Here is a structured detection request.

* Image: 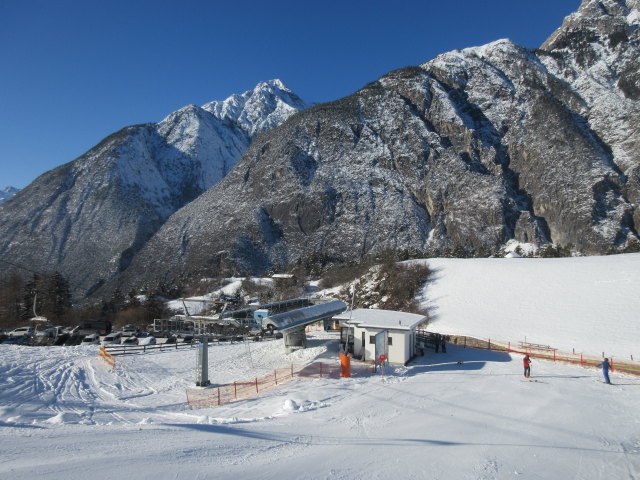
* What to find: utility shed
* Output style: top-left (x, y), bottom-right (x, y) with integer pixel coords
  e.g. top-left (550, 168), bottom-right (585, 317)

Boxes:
top-left (335, 309), bottom-right (427, 365)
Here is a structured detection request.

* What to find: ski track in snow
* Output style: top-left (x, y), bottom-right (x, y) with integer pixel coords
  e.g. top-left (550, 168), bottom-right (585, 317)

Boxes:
top-left (1, 330), bottom-right (640, 479)
top-left (2, 254), bottom-right (640, 478)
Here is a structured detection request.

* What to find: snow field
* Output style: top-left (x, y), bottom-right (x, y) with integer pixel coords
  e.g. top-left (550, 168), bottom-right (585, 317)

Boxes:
top-left (419, 254), bottom-right (640, 360)
top-left (1, 330), bottom-right (640, 479)
top-left (2, 254), bottom-right (640, 478)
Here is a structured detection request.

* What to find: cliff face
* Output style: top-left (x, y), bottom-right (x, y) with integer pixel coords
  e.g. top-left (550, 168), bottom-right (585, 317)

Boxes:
top-left (539, 0), bottom-right (640, 231)
top-left (116, 0), bottom-right (639, 291)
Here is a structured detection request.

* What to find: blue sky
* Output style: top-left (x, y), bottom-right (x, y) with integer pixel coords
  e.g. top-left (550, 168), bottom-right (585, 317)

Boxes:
top-left (0, 0), bottom-right (580, 189)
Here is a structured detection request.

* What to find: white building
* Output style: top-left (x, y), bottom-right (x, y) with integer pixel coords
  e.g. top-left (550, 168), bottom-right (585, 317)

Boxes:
top-left (335, 309), bottom-right (427, 365)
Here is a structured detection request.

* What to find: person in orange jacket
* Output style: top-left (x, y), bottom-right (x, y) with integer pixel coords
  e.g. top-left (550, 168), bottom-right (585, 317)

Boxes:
top-left (523, 354), bottom-right (532, 378)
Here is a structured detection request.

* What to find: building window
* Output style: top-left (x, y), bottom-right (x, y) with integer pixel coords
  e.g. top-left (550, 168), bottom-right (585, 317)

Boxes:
top-left (369, 335), bottom-right (376, 344)
top-left (388, 336), bottom-right (393, 346)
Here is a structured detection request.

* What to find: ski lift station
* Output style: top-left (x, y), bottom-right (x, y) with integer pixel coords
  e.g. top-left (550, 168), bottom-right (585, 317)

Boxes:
top-left (335, 309), bottom-right (428, 365)
top-left (193, 298), bottom-right (347, 385)
top-left (159, 297), bottom-right (348, 352)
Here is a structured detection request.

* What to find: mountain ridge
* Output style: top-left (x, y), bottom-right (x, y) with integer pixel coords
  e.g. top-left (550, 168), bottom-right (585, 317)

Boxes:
top-left (0, 80), bottom-right (308, 297)
top-left (1, 0), bottom-right (638, 300)
top-left (112, 0), bottom-right (639, 293)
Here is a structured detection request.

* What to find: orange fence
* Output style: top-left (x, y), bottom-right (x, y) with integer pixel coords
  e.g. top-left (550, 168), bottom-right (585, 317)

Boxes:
top-left (447, 335), bottom-right (640, 377)
top-left (186, 361), bottom-right (368, 407)
top-left (98, 346), bottom-right (115, 369)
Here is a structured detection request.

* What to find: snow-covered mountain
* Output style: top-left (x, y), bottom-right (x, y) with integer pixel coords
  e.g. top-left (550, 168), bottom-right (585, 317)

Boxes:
top-left (203, 79), bottom-right (308, 137)
top-left (0, 187), bottom-right (19, 204)
top-left (115, 0), bottom-right (639, 291)
top-left (0, 80), bottom-right (308, 297)
top-left (3, 0), bottom-right (639, 299)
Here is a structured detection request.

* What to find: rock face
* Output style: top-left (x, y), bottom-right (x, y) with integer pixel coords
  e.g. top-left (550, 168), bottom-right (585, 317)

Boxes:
top-left (0, 80), bottom-right (307, 297)
top-left (117, 0), bottom-right (639, 290)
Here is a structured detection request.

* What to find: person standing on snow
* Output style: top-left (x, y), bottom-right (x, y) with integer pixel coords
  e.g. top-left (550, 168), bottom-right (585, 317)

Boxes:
top-left (600, 358), bottom-right (612, 384)
top-left (523, 354), bottom-right (532, 378)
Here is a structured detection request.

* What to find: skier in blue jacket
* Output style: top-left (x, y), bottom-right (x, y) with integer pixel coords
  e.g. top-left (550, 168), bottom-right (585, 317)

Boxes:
top-left (600, 358), bottom-right (612, 384)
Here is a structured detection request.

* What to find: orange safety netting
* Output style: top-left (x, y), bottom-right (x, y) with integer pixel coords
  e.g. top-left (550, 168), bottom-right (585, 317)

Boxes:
top-left (446, 335), bottom-right (640, 377)
top-left (186, 361), bottom-right (368, 407)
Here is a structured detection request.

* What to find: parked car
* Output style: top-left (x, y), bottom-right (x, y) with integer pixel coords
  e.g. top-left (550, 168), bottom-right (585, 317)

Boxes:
top-left (64, 334), bottom-right (84, 346)
top-left (3, 334), bottom-right (33, 345)
top-left (8, 326), bottom-right (34, 337)
top-left (81, 334), bottom-right (101, 345)
top-left (32, 327), bottom-right (58, 345)
top-left (138, 336), bottom-right (156, 346)
top-left (120, 325), bottom-right (140, 337)
top-left (35, 327), bottom-right (58, 338)
top-left (53, 326), bottom-right (66, 336)
top-left (122, 336), bottom-right (138, 345)
top-left (54, 333), bottom-right (70, 346)
top-left (77, 319), bottom-right (112, 336)
top-left (101, 332), bottom-right (122, 345)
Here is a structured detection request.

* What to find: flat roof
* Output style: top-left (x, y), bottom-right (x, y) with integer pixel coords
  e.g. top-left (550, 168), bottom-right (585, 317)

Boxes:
top-left (334, 308), bottom-right (427, 331)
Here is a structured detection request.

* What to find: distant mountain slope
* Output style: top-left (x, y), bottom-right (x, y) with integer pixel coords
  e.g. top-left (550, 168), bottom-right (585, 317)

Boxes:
top-left (116, 0), bottom-right (639, 291)
top-left (0, 80), bottom-right (308, 297)
top-left (0, 187), bottom-right (19, 204)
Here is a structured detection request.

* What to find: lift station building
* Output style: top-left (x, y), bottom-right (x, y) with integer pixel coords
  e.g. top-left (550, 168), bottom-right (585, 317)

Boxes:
top-left (336, 309), bottom-right (427, 365)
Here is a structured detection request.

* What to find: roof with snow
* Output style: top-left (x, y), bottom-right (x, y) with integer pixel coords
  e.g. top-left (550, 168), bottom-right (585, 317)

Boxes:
top-left (335, 309), bottom-right (426, 331)
top-left (271, 273), bottom-right (294, 279)
top-left (266, 299), bottom-right (347, 331)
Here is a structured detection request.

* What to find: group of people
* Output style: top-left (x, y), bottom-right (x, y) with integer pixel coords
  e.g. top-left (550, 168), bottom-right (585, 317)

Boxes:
top-left (523, 354), bottom-right (613, 384)
top-left (433, 333), bottom-right (447, 353)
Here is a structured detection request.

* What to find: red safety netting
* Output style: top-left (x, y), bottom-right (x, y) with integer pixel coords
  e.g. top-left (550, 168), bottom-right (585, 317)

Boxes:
top-left (186, 361), bottom-right (369, 407)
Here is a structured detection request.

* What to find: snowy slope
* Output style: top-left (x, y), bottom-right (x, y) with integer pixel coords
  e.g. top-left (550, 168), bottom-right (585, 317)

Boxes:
top-left (1, 335), bottom-right (638, 479)
top-left (421, 253), bottom-right (640, 360)
top-left (1, 254), bottom-right (640, 479)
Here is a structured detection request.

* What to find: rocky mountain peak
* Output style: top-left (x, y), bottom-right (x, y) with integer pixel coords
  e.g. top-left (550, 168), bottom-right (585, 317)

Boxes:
top-left (542, 0), bottom-right (638, 53)
top-left (202, 79), bottom-right (309, 137)
top-left (0, 81), bottom-right (308, 298)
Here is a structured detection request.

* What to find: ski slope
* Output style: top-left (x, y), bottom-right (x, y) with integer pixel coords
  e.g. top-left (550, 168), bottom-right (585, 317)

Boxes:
top-left (420, 253), bottom-right (640, 360)
top-left (1, 255), bottom-right (640, 479)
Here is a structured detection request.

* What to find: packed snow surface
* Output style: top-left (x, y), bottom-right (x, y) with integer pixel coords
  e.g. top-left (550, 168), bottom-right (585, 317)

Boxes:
top-left (421, 253), bottom-right (640, 360)
top-left (1, 255), bottom-right (640, 479)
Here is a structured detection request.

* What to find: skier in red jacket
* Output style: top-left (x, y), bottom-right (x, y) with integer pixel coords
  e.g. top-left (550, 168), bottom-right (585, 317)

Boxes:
top-left (523, 355), bottom-right (532, 378)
